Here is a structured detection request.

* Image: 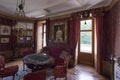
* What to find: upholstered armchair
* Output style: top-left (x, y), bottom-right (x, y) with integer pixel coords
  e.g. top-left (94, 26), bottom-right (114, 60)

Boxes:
top-left (54, 65), bottom-right (67, 80)
top-left (24, 70), bottom-right (47, 80)
top-left (40, 47), bottom-right (70, 67)
top-left (0, 56), bottom-right (19, 80)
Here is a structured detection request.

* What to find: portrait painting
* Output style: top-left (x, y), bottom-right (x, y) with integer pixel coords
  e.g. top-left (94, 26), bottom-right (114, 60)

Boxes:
top-left (0, 25), bottom-right (11, 35)
top-left (51, 21), bottom-right (67, 43)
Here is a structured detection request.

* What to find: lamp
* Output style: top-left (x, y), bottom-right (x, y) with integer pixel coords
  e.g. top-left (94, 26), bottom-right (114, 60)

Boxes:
top-left (12, 0), bottom-right (26, 35)
top-left (16, 0), bottom-right (25, 18)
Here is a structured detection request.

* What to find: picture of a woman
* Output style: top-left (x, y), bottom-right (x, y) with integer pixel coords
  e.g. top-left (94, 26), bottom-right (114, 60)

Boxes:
top-left (56, 27), bottom-right (63, 42)
top-left (52, 22), bottom-right (67, 43)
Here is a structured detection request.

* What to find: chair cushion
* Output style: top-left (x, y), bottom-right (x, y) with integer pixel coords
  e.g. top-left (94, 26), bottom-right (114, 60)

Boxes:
top-left (60, 50), bottom-right (68, 59)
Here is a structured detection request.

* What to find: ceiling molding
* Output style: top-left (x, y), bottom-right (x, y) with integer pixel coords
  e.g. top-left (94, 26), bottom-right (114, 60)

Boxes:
top-left (0, 11), bottom-right (15, 20)
top-left (0, 0), bottom-right (114, 19)
top-left (105, 0), bottom-right (118, 11)
top-left (0, 11), bottom-right (35, 22)
top-left (38, 0), bottom-right (112, 19)
top-left (50, 14), bottom-right (71, 20)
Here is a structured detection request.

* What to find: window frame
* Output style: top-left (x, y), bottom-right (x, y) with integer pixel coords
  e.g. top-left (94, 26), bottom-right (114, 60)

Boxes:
top-left (79, 18), bottom-right (94, 54)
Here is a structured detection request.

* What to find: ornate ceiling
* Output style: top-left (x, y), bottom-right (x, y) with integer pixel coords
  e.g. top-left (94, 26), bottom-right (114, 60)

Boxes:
top-left (0, 0), bottom-right (112, 18)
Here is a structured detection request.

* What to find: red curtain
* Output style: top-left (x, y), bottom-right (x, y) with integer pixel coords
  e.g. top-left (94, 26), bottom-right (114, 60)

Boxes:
top-left (96, 15), bottom-right (104, 73)
top-left (46, 18), bottom-right (50, 47)
top-left (72, 16), bottom-right (80, 65)
top-left (34, 21), bottom-right (38, 52)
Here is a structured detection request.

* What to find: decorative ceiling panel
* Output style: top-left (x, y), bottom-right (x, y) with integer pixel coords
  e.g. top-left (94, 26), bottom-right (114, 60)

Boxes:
top-left (0, 0), bottom-right (112, 18)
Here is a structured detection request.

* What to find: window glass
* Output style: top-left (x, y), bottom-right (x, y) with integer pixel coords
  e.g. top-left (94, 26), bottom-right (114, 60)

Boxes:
top-left (81, 20), bottom-right (92, 30)
top-left (80, 32), bottom-right (92, 53)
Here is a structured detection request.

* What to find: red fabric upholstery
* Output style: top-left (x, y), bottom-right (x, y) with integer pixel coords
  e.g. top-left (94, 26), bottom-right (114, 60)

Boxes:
top-left (24, 70), bottom-right (46, 80)
top-left (54, 65), bottom-right (67, 80)
top-left (0, 56), bottom-right (5, 69)
top-left (0, 65), bottom-right (18, 77)
top-left (23, 49), bottom-right (34, 56)
top-left (49, 47), bottom-right (63, 58)
top-left (0, 56), bottom-right (19, 79)
top-left (40, 47), bottom-right (69, 66)
top-left (23, 49), bottom-right (35, 71)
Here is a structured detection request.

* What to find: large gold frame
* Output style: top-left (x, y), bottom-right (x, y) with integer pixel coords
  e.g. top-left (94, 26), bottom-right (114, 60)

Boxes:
top-left (51, 21), bottom-right (67, 43)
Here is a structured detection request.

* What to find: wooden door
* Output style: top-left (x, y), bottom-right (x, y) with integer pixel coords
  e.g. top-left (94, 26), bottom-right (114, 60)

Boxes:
top-left (78, 18), bottom-right (94, 66)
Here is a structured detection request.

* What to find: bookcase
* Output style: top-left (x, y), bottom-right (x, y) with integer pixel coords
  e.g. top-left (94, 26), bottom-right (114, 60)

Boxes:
top-left (13, 22), bottom-right (34, 58)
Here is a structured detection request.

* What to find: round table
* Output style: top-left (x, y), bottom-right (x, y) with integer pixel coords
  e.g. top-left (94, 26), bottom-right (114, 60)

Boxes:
top-left (23, 53), bottom-right (55, 71)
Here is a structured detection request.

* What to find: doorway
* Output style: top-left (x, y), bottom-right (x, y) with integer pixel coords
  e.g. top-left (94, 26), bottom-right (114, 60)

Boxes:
top-left (78, 18), bottom-right (94, 66)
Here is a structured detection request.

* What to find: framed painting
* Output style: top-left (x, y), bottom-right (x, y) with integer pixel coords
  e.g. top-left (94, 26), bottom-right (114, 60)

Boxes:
top-left (51, 21), bottom-right (67, 43)
top-left (1, 38), bottom-right (9, 43)
top-left (0, 25), bottom-right (11, 35)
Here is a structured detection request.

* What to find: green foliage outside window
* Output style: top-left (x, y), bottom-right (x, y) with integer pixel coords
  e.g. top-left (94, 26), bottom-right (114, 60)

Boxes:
top-left (80, 20), bottom-right (92, 45)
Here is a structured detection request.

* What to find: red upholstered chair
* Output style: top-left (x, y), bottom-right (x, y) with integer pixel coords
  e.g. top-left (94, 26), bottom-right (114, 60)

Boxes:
top-left (23, 49), bottom-right (34, 56)
top-left (24, 70), bottom-right (47, 80)
top-left (54, 65), bottom-right (67, 80)
top-left (23, 49), bottom-right (34, 71)
top-left (0, 56), bottom-right (19, 80)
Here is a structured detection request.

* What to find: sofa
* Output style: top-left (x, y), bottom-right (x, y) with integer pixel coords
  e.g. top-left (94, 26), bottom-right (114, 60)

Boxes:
top-left (40, 47), bottom-right (70, 66)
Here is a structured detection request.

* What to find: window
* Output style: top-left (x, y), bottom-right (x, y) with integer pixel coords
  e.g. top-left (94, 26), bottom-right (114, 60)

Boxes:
top-left (37, 22), bottom-right (46, 53)
top-left (80, 19), bottom-right (93, 53)
top-left (42, 24), bottom-right (46, 47)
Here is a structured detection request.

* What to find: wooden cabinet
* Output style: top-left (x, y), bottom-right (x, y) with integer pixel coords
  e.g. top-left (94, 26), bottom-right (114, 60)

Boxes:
top-left (15, 22), bottom-right (34, 45)
top-left (13, 22), bottom-right (34, 58)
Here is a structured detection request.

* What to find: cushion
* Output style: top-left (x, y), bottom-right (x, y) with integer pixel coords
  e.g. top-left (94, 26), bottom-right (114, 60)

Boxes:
top-left (60, 50), bottom-right (68, 59)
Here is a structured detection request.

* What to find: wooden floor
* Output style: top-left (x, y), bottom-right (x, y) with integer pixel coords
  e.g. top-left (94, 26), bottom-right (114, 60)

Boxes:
top-left (5, 59), bottom-right (108, 80)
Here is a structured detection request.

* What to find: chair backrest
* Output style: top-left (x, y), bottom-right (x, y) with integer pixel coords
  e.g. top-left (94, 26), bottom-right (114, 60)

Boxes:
top-left (0, 56), bottom-right (5, 69)
top-left (23, 49), bottom-right (34, 56)
top-left (24, 70), bottom-right (47, 80)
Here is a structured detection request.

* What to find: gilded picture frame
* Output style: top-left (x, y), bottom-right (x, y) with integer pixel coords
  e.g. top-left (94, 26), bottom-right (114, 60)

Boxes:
top-left (0, 25), bottom-right (11, 35)
top-left (1, 38), bottom-right (9, 43)
top-left (51, 21), bottom-right (67, 43)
